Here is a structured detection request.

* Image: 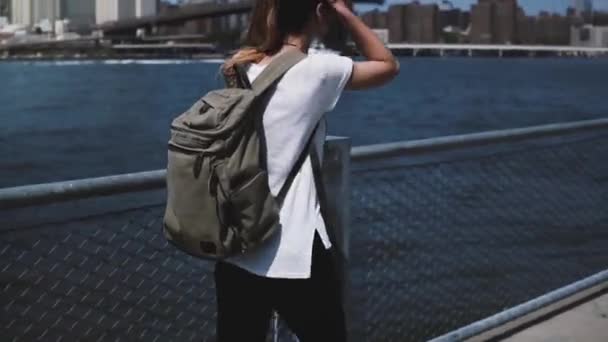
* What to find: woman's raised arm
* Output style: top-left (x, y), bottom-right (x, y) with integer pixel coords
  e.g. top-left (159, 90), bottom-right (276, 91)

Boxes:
top-left (327, 0), bottom-right (400, 90)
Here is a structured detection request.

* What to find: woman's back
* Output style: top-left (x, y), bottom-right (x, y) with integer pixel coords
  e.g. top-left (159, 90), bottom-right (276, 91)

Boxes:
top-left (227, 52), bottom-right (353, 279)
top-left (214, 0), bottom-right (399, 340)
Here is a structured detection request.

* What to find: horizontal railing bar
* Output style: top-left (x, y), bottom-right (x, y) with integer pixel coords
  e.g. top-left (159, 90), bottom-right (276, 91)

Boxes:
top-left (1, 118), bottom-right (607, 209)
top-left (351, 118), bottom-right (608, 161)
top-left (387, 43), bottom-right (608, 53)
top-left (0, 170), bottom-right (166, 210)
top-left (429, 269), bottom-right (608, 342)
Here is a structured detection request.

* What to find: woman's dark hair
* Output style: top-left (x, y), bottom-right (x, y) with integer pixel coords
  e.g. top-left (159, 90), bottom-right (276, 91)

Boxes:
top-left (223, 0), bottom-right (323, 76)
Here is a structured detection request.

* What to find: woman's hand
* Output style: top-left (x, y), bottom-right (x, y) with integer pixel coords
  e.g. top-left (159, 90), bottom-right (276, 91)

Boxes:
top-left (327, 0), bottom-right (399, 90)
top-left (325, 0), bottom-right (351, 15)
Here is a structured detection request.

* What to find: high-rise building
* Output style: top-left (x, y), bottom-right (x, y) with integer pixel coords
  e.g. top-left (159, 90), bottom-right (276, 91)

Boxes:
top-left (96, 0), bottom-right (135, 24)
top-left (415, 4), bottom-right (440, 43)
top-left (387, 3), bottom-right (439, 43)
top-left (469, 0), bottom-right (519, 44)
top-left (32, 0), bottom-right (60, 26)
top-left (135, 0), bottom-right (157, 17)
top-left (516, 7), bottom-right (536, 44)
top-left (440, 9), bottom-right (462, 29)
top-left (470, 1), bottom-right (494, 43)
top-left (361, 9), bottom-right (387, 29)
top-left (536, 11), bottom-right (571, 45)
top-left (387, 4), bottom-right (407, 42)
top-left (11, 0), bottom-right (33, 26)
top-left (96, 0), bottom-right (157, 24)
top-left (493, 0), bottom-right (517, 43)
top-left (571, 24), bottom-right (608, 47)
top-left (572, 0), bottom-right (593, 18)
top-left (10, 0), bottom-right (95, 30)
top-left (593, 11), bottom-right (608, 26)
top-left (60, 0), bottom-right (95, 31)
top-left (439, 8), bottom-right (470, 42)
top-left (0, 0), bottom-right (10, 19)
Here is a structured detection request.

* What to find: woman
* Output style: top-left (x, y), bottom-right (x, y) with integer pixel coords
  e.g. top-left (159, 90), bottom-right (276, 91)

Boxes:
top-left (215, 0), bottom-right (399, 341)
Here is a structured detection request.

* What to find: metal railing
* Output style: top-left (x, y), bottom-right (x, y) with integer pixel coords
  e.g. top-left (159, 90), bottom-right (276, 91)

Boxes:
top-left (431, 270), bottom-right (608, 342)
top-left (2, 118), bottom-right (608, 341)
top-left (347, 119), bottom-right (608, 341)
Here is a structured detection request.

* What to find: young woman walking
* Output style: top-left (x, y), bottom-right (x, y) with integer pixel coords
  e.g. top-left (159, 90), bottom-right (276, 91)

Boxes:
top-left (216, 0), bottom-right (399, 340)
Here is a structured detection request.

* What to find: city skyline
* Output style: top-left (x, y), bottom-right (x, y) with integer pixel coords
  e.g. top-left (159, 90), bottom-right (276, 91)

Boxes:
top-left (360, 0), bottom-right (608, 14)
top-left (159, 0), bottom-right (608, 14)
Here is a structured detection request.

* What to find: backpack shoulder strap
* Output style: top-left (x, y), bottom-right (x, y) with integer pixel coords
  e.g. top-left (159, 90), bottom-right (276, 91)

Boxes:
top-left (251, 49), bottom-right (307, 97)
top-left (276, 123), bottom-right (319, 204)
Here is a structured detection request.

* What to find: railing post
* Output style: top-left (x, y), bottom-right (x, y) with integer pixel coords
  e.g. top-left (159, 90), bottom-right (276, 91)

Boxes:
top-left (322, 136), bottom-right (352, 339)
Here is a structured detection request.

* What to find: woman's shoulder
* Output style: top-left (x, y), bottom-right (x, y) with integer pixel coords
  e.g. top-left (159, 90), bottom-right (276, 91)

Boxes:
top-left (306, 51), bottom-right (352, 64)
top-left (296, 52), bottom-right (353, 77)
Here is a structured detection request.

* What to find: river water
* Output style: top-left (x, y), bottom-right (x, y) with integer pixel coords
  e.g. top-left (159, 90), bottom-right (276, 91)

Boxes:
top-left (1, 58), bottom-right (608, 341)
top-left (1, 57), bottom-right (607, 187)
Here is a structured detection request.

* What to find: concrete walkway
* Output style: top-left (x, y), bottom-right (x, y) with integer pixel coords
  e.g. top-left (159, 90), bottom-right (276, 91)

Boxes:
top-left (504, 292), bottom-right (608, 342)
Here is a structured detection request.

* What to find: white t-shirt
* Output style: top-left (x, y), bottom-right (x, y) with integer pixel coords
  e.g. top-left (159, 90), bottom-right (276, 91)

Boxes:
top-left (227, 52), bottom-right (353, 279)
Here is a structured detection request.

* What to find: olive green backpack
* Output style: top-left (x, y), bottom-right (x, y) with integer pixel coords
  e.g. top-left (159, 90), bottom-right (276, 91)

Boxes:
top-left (163, 50), bottom-right (309, 260)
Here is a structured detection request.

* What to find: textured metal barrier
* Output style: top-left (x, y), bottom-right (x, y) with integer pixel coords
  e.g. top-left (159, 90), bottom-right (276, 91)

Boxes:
top-left (348, 129), bottom-right (608, 341)
top-left (1, 205), bottom-right (218, 342)
top-left (0, 137), bottom-right (351, 342)
top-left (2, 120), bottom-right (608, 342)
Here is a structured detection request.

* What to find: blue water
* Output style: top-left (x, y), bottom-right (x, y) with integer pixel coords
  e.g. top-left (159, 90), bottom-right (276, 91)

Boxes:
top-left (1, 57), bottom-right (607, 188)
top-left (1, 58), bottom-right (608, 341)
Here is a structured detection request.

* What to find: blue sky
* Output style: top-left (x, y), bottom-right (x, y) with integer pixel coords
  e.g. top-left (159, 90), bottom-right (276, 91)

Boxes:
top-left (357, 0), bottom-right (608, 14)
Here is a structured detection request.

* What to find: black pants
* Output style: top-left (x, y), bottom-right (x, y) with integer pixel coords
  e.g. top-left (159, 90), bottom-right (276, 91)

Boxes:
top-left (214, 235), bottom-right (347, 342)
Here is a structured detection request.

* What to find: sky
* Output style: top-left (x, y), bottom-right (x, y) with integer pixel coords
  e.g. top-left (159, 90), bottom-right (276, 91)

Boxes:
top-left (357, 0), bottom-right (608, 14)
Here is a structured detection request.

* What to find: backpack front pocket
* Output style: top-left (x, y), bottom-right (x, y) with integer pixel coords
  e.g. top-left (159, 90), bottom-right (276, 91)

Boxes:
top-left (227, 171), bottom-right (280, 250)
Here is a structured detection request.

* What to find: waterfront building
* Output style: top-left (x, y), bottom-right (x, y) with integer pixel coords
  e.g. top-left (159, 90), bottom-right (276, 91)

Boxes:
top-left (362, 9), bottom-right (387, 29)
top-left (571, 24), bottom-right (608, 47)
top-left (536, 11), bottom-right (572, 45)
top-left (135, 0), bottom-right (157, 18)
top-left (32, 0), bottom-right (58, 27)
top-left (516, 7), bottom-right (537, 44)
top-left (10, 0), bottom-right (32, 26)
top-left (493, 0), bottom-right (517, 44)
top-left (96, 0), bottom-right (157, 24)
top-left (440, 8), bottom-right (469, 32)
top-left (97, 0), bottom-right (134, 24)
top-left (470, 0), bottom-right (518, 44)
top-left (388, 3), bottom-right (439, 43)
top-left (372, 28), bottom-right (389, 44)
top-left (415, 4), bottom-right (440, 43)
top-left (0, 0), bottom-right (9, 19)
top-left (10, 0), bottom-right (94, 31)
top-left (387, 4), bottom-right (407, 42)
top-left (439, 8), bottom-right (470, 43)
top-left (593, 11), bottom-right (608, 26)
top-left (470, 1), bottom-right (494, 43)
top-left (60, 0), bottom-right (95, 31)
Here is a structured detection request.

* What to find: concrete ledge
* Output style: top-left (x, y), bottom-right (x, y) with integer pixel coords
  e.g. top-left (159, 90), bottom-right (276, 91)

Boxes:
top-left (500, 290), bottom-right (608, 342)
top-left (430, 270), bottom-right (608, 342)
top-left (468, 282), bottom-right (608, 342)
